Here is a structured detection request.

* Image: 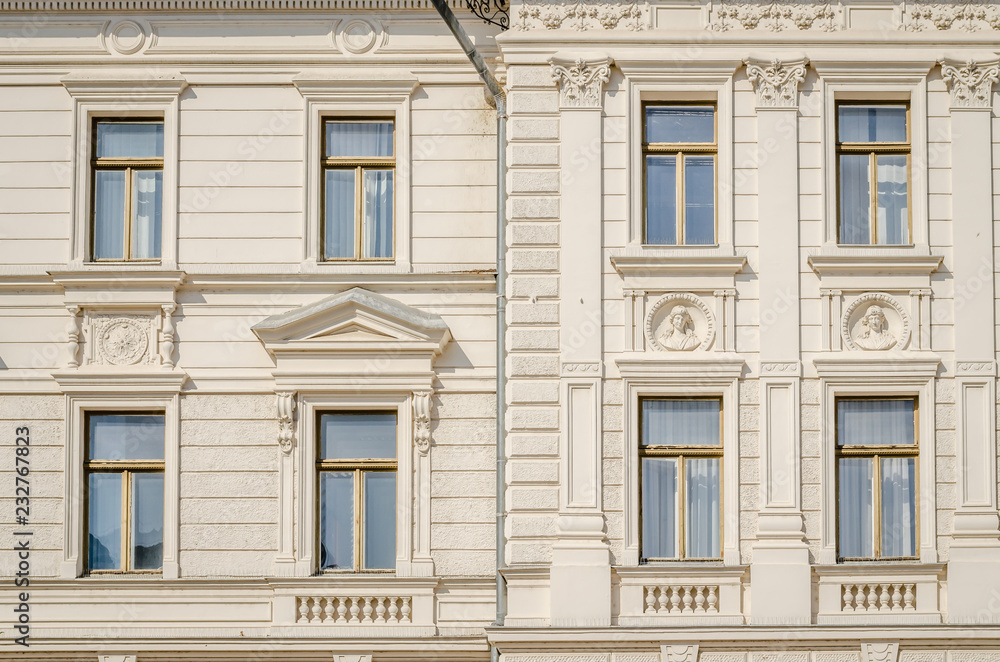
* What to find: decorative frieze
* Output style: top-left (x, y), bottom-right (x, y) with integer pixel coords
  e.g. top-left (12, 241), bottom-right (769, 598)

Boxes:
top-left (644, 585), bottom-right (719, 615)
top-left (760, 361), bottom-right (799, 375)
top-left (939, 59), bottom-right (999, 109)
top-left (296, 596), bottom-right (412, 624)
top-left (842, 583), bottom-right (916, 612)
top-left (562, 362), bottom-right (601, 375)
top-left (550, 56), bottom-right (613, 108)
top-left (904, 0), bottom-right (1000, 31)
top-left (841, 293), bottom-right (911, 352)
top-left (709, 0), bottom-right (840, 32)
top-left (956, 361), bottom-right (996, 375)
top-left (744, 57), bottom-right (809, 108)
top-left (277, 392), bottom-right (296, 454)
top-left (413, 390), bottom-right (432, 455)
top-left (515, 0), bottom-right (646, 31)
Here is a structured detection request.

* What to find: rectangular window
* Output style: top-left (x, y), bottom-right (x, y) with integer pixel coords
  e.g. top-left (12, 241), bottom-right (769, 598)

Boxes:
top-left (322, 120), bottom-right (395, 261)
top-left (836, 104), bottom-right (910, 245)
top-left (91, 120), bottom-right (164, 261)
top-left (643, 105), bottom-right (717, 246)
top-left (836, 398), bottom-right (918, 561)
top-left (85, 413), bottom-right (164, 573)
top-left (639, 398), bottom-right (722, 561)
top-left (317, 412), bottom-right (397, 571)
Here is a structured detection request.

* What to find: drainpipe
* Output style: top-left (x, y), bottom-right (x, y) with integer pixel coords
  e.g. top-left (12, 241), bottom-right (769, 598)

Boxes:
top-left (428, 2), bottom-right (507, 661)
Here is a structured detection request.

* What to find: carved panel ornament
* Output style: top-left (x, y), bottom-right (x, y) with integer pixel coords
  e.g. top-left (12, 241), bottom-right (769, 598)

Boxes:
top-left (862, 643), bottom-right (899, 662)
top-left (745, 57), bottom-right (809, 108)
top-left (709, 0), bottom-right (840, 32)
top-left (277, 391), bottom-right (296, 454)
top-left (904, 0), bottom-right (1000, 31)
top-left (413, 391), bottom-right (432, 455)
top-left (940, 59), bottom-right (1000, 109)
top-left (645, 293), bottom-right (715, 352)
top-left (93, 316), bottom-right (153, 366)
top-left (661, 645), bottom-right (700, 662)
top-left (841, 293), bottom-right (911, 352)
top-left (514, 0), bottom-right (646, 31)
top-left (551, 57), bottom-right (613, 108)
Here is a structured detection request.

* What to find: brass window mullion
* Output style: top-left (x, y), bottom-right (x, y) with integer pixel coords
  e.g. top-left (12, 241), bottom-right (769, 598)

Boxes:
top-left (355, 468), bottom-right (363, 572)
top-left (122, 468), bottom-right (131, 572)
top-left (677, 152), bottom-right (685, 245)
top-left (873, 454), bottom-right (881, 559)
top-left (678, 454), bottom-right (686, 559)
top-left (355, 166), bottom-right (363, 260)
top-left (869, 152), bottom-right (878, 245)
top-left (124, 166), bottom-right (134, 260)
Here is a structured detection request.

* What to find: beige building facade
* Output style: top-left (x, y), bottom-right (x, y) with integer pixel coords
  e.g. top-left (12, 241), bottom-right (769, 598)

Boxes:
top-left (2, 1), bottom-right (1000, 661)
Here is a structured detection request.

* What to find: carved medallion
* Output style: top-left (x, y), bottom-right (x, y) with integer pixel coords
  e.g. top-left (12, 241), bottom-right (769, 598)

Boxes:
top-left (104, 20), bottom-right (148, 55)
top-left (841, 293), bottom-right (910, 352)
top-left (341, 19), bottom-right (378, 53)
top-left (96, 317), bottom-right (150, 365)
top-left (645, 293), bottom-right (715, 352)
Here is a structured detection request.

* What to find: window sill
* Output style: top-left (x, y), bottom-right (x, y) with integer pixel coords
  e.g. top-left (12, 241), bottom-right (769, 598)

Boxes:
top-left (611, 244), bottom-right (746, 278)
top-left (807, 244), bottom-right (942, 278)
top-left (300, 258), bottom-right (413, 276)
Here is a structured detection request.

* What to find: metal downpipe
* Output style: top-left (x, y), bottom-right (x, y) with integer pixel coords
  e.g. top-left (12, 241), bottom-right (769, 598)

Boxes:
top-left (428, 3), bottom-right (507, 662)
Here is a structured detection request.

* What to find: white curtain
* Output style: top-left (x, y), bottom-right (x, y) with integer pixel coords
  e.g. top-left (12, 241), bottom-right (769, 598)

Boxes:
top-left (685, 458), bottom-right (721, 558)
top-left (326, 121), bottom-right (393, 158)
top-left (642, 399), bottom-right (720, 446)
top-left (363, 472), bottom-right (396, 570)
top-left (683, 155), bottom-right (715, 245)
top-left (839, 457), bottom-right (874, 558)
top-left (837, 399), bottom-right (915, 446)
top-left (93, 170), bottom-right (126, 259)
top-left (132, 170), bottom-right (162, 259)
top-left (876, 155), bottom-right (908, 245)
top-left (96, 122), bottom-right (163, 159)
top-left (641, 457), bottom-right (678, 559)
top-left (363, 169), bottom-right (393, 259)
top-left (839, 154), bottom-right (871, 244)
top-left (645, 155), bottom-right (677, 245)
top-left (324, 170), bottom-right (355, 259)
top-left (881, 457), bottom-right (916, 557)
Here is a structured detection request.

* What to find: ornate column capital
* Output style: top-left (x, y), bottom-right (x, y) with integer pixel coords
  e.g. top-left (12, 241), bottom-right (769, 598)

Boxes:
top-left (940, 58), bottom-right (999, 110)
top-left (276, 391), bottom-right (296, 454)
top-left (744, 56), bottom-right (809, 109)
top-left (550, 55), bottom-right (613, 109)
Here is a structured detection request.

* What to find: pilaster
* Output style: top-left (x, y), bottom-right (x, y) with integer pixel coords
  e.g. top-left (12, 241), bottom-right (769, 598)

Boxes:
top-left (745, 56), bottom-right (811, 625)
top-left (939, 57), bottom-right (1000, 623)
top-left (549, 54), bottom-right (612, 628)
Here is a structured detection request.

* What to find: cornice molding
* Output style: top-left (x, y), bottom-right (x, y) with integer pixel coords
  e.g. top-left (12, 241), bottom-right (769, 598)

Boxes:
top-left (0, 0), bottom-right (465, 10)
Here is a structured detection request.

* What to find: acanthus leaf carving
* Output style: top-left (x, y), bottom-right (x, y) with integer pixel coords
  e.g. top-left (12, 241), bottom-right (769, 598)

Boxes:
top-left (550, 56), bottom-right (612, 108)
top-left (904, 0), bottom-right (1000, 31)
top-left (277, 391), bottom-right (297, 454)
top-left (709, 0), bottom-right (840, 32)
top-left (515, 0), bottom-right (646, 31)
top-left (413, 390), bottom-right (432, 455)
top-left (745, 57), bottom-right (808, 108)
top-left (940, 58), bottom-right (999, 109)
top-left (92, 315), bottom-right (154, 366)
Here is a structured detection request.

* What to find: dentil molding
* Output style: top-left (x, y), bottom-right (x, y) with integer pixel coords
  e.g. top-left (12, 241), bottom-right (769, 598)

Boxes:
top-left (940, 58), bottom-right (999, 109)
top-left (709, 0), bottom-right (840, 32)
top-left (550, 56), bottom-right (613, 108)
top-left (745, 57), bottom-right (809, 108)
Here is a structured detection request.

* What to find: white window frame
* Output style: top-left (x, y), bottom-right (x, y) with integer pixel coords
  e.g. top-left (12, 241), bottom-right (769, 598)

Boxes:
top-left (622, 64), bottom-right (737, 256)
top-left (61, 75), bottom-right (185, 270)
top-left (293, 75), bottom-right (417, 273)
top-left (815, 357), bottom-right (939, 565)
top-left (813, 64), bottom-right (932, 253)
top-left (61, 394), bottom-right (180, 579)
top-left (294, 392), bottom-right (424, 577)
top-left (618, 358), bottom-right (743, 566)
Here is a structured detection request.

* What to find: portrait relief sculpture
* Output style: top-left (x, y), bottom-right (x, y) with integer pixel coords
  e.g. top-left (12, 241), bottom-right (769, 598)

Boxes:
top-left (853, 305), bottom-right (897, 350)
top-left (659, 305), bottom-right (700, 351)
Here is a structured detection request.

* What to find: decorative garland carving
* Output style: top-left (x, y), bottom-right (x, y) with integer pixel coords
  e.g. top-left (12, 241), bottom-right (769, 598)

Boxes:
top-left (709, 0), bottom-right (840, 31)
top-left (841, 292), bottom-right (911, 352)
top-left (94, 316), bottom-right (152, 366)
top-left (940, 59), bottom-right (999, 109)
top-left (645, 292), bottom-right (716, 352)
top-left (904, 0), bottom-right (1000, 31)
top-left (413, 391), bottom-right (432, 455)
top-left (745, 57), bottom-right (808, 108)
top-left (277, 391), bottom-right (296, 454)
top-left (514, 0), bottom-right (646, 31)
top-left (550, 56), bottom-right (612, 108)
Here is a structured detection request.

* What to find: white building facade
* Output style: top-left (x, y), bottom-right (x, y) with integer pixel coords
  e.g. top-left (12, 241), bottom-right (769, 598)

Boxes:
top-left (2, 1), bottom-right (1000, 661)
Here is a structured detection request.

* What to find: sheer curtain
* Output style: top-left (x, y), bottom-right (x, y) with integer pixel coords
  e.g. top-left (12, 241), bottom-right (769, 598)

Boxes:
top-left (686, 458), bottom-right (720, 558)
top-left (877, 155), bottom-right (908, 244)
top-left (324, 170), bottom-right (355, 259)
top-left (881, 457), bottom-right (916, 557)
top-left (837, 399), bottom-right (915, 446)
top-left (363, 472), bottom-right (396, 570)
top-left (319, 472), bottom-right (355, 570)
top-left (363, 169), bottom-right (393, 258)
top-left (642, 399), bottom-right (720, 446)
top-left (641, 457), bottom-right (677, 559)
top-left (684, 156), bottom-right (715, 245)
top-left (838, 457), bottom-right (874, 558)
top-left (93, 171), bottom-right (126, 259)
top-left (326, 121), bottom-right (393, 158)
top-left (839, 154), bottom-right (871, 244)
top-left (645, 156), bottom-right (677, 244)
top-left (96, 122), bottom-right (163, 159)
top-left (132, 170), bottom-right (162, 259)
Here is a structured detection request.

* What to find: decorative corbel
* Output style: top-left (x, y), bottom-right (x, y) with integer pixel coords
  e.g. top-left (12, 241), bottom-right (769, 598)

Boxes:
top-left (744, 56), bottom-right (809, 108)
top-left (66, 305), bottom-right (81, 368)
top-left (277, 391), bottom-right (296, 454)
top-left (940, 58), bottom-right (999, 109)
top-left (861, 642), bottom-right (899, 662)
top-left (661, 643), bottom-right (699, 662)
top-left (161, 304), bottom-right (176, 368)
top-left (550, 56), bottom-right (612, 109)
top-left (413, 391), bottom-right (432, 455)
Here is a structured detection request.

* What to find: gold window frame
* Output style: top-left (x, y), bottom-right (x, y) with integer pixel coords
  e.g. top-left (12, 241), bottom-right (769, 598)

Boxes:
top-left (83, 411), bottom-right (164, 575)
top-left (320, 118), bottom-right (396, 262)
top-left (641, 103), bottom-right (719, 246)
top-left (835, 102), bottom-right (913, 246)
top-left (89, 118), bottom-right (164, 262)
top-left (638, 397), bottom-right (724, 562)
top-left (834, 397), bottom-right (920, 562)
top-left (315, 411), bottom-right (398, 573)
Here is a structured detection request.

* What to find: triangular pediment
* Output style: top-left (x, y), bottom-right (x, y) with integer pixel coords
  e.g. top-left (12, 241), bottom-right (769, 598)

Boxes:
top-left (252, 287), bottom-right (451, 353)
